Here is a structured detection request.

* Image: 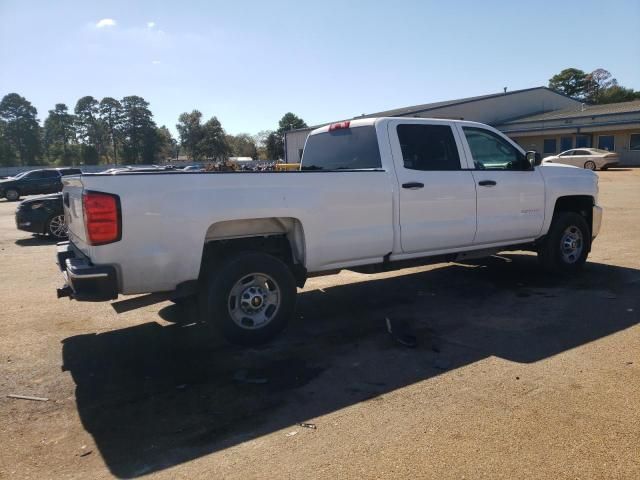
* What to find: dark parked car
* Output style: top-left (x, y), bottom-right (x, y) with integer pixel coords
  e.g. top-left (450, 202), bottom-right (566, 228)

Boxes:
top-left (15, 193), bottom-right (67, 239)
top-left (0, 168), bottom-right (82, 201)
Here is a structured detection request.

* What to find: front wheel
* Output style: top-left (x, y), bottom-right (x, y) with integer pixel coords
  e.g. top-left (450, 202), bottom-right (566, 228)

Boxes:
top-left (538, 212), bottom-right (590, 273)
top-left (201, 252), bottom-right (297, 345)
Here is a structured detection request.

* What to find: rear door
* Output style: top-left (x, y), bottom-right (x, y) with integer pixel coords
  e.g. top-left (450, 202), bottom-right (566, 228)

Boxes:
top-left (388, 119), bottom-right (477, 253)
top-left (457, 125), bottom-right (545, 245)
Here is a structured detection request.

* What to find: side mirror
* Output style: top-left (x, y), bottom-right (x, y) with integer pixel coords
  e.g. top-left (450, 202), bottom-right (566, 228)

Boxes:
top-left (526, 151), bottom-right (540, 168)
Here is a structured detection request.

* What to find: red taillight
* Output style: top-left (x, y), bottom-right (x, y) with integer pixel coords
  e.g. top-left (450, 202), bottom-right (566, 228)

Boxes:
top-left (328, 121), bottom-right (350, 131)
top-left (83, 191), bottom-right (121, 245)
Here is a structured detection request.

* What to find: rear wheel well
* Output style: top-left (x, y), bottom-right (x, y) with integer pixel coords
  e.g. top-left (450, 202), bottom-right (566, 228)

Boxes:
top-left (200, 235), bottom-right (306, 287)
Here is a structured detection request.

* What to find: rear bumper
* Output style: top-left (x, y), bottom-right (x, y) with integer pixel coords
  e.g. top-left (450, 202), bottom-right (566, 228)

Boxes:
top-left (56, 241), bottom-right (118, 301)
top-left (592, 205), bottom-right (603, 240)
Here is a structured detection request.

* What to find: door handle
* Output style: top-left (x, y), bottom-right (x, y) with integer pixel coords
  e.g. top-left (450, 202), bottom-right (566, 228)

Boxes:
top-left (402, 182), bottom-right (424, 189)
top-left (478, 180), bottom-right (497, 187)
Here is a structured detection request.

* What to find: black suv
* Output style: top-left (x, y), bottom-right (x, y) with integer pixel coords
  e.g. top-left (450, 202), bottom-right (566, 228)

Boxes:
top-left (0, 168), bottom-right (82, 201)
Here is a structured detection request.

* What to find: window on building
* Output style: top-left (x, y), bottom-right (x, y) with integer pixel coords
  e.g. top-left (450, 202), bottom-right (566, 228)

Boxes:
top-left (463, 127), bottom-right (528, 170)
top-left (576, 135), bottom-right (591, 148)
top-left (560, 136), bottom-right (573, 152)
top-left (543, 138), bottom-right (557, 153)
top-left (630, 134), bottom-right (640, 151)
top-left (598, 135), bottom-right (615, 151)
top-left (396, 124), bottom-right (461, 171)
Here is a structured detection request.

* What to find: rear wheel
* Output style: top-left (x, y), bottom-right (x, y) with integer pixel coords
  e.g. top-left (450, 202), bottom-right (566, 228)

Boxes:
top-left (538, 212), bottom-right (590, 273)
top-left (47, 214), bottom-right (67, 239)
top-left (5, 189), bottom-right (19, 201)
top-left (200, 252), bottom-right (297, 345)
top-left (584, 160), bottom-right (596, 171)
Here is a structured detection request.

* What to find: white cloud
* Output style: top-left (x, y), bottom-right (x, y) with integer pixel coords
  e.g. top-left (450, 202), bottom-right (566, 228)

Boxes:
top-left (96, 18), bottom-right (116, 28)
top-left (147, 21), bottom-right (156, 29)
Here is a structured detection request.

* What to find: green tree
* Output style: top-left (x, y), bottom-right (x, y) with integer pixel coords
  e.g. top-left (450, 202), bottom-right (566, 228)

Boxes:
top-left (120, 96), bottom-right (157, 164)
top-left (176, 110), bottom-right (204, 160)
top-left (264, 113), bottom-right (308, 160)
top-left (226, 133), bottom-right (258, 158)
top-left (595, 85), bottom-right (640, 104)
top-left (548, 68), bottom-right (588, 99)
top-left (99, 97), bottom-right (123, 165)
top-left (277, 112), bottom-right (307, 134)
top-left (75, 96), bottom-right (104, 165)
top-left (0, 120), bottom-right (17, 166)
top-left (0, 93), bottom-right (41, 165)
top-left (265, 131), bottom-right (283, 160)
top-left (155, 125), bottom-right (175, 162)
top-left (584, 69), bottom-right (618, 103)
top-left (43, 103), bottom-right (76, 165)
top-left (199, 117), bottom-right (229, 161)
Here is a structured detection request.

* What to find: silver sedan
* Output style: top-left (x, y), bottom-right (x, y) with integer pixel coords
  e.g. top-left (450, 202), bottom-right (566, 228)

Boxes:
top-left (542, 148), bottom-right (620, 171)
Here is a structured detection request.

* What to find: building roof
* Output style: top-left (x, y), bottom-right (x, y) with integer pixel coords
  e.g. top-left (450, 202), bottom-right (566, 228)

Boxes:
top-left (501, 100), bottom-right (640, 124)
top-left (357, 86), bottom-right (563, 118)
top-left (289, 86), bottom-right (573, 132)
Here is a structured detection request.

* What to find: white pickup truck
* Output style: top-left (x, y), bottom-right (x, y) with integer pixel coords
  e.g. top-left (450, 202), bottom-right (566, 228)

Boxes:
top-left (56, 117), bottom-right (602, 344)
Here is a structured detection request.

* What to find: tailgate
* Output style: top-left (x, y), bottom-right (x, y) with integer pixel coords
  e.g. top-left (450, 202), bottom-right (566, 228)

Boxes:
top-left (62, 176), bottom-right (91, 254)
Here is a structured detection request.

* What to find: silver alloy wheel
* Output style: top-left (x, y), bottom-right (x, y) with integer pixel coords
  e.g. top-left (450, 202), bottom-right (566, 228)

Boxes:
top-left (227, 273), bottom-right (281, 330)
top-left (49, 214), bottom-right (67, 238)
top-left (5, 189), bottom-right (19, 201)
top-left (560, 225), bottom-right (583, 264)
top-left (584, 161), bottom-right (596, 171)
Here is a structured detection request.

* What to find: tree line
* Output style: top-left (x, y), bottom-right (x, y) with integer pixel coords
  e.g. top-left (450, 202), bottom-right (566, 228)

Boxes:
top-left (0, 92), bottom-right (307, 167)
top-left (548, 68), bottom-right (640, 104)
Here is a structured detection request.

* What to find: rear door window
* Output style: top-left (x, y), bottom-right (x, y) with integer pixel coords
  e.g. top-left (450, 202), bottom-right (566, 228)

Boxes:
top-left (301, 126), bottom-right (382, 171)
top-left (396, 124), bottom-right (461, 171)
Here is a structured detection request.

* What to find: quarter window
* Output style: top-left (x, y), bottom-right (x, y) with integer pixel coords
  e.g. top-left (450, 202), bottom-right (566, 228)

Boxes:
top-left (396, 124), bottom-right (461, 171)
top-left (630, 133), bottom-right (640, 151)
top-left (598, 135), bottom-right (615, 151)
top-left (543, 138), bottom-right (557, 154)
top-left (463, 127), bottom-right (528, 170)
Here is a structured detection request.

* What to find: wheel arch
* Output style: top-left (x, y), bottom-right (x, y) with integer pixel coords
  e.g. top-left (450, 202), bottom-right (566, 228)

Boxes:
top-left (552, 195), bottom-right (595, 236)
top-left (200, 217), bottom-right (307, 287)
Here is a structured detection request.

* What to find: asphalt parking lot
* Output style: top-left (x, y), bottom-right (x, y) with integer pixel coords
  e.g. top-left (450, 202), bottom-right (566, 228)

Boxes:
top-left (1, 170), bottom-right (639, 479)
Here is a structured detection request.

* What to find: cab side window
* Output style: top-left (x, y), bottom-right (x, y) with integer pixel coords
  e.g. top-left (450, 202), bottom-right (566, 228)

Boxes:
top-left (397, 124), bottom-right (461, 171)
top-left (463, 127), bottom-right (528, 171)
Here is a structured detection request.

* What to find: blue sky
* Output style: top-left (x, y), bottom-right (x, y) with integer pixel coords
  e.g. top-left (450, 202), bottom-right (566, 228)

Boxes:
top-left (1, 0), bottom-right (639, 136)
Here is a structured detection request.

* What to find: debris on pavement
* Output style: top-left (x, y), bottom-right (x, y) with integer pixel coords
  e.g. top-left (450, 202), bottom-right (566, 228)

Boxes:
top-left (385, 317), bottom-right (417, 348)
top-left (285, 431), bottom-right (298, 437)
top-left (298, 423), bottom-right (317, 429)
top-left (7, 394), bottom-right (49, 402)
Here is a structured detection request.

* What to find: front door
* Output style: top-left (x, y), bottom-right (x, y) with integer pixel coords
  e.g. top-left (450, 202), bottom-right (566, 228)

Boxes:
top-left (389, 120), bottom-right (477, 254)
top-left (457, 125), bottom-right (545, 245)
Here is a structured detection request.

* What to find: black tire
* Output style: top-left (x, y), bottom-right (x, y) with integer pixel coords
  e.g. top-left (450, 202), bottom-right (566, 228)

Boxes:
top-left (538, 212), bottom-right (590, 273)
top-left (46, 214), bottom-right (67, 239)
top-left (5, 189), bottom-right (20, 201)
top-left (584, 160), bottom-right (596, 171)
top-left (200, 251), bottom-right (297, 346)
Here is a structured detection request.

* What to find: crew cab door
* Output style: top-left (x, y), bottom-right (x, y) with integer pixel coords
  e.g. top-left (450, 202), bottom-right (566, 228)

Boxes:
top-left (456, 125), bottom-right (545, 245)
top-left (388, 120), bottom-right (477, 253)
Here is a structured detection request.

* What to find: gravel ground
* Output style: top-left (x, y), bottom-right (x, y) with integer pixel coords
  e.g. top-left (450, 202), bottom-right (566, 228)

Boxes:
top-left (0, 169), bottom-right (638, 479)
